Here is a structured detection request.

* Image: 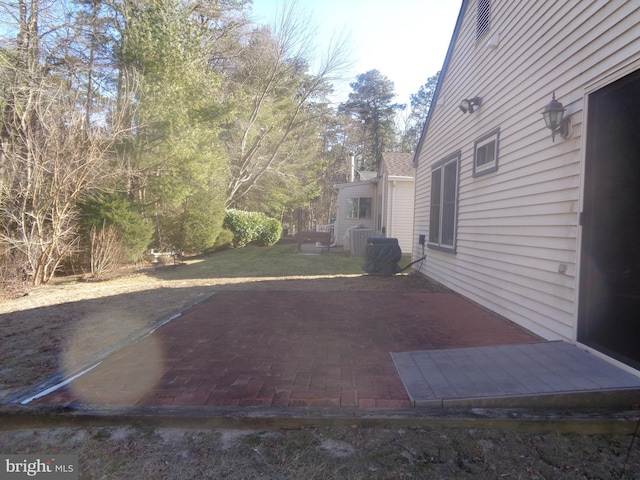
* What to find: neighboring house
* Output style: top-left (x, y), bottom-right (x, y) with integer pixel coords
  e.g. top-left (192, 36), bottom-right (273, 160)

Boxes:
top-left (412, 0), bottom-right (640, 371)
top-left (334, 153), bottom-right (415, 254)
top-left (378, 153), bottom-right (415, 253)
top-left (333, 176), bottom-right (377, 249)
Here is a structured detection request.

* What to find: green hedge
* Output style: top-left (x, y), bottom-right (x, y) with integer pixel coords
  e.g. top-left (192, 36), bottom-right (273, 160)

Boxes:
top-left (223, 210), bottom-right (282, 247)
top-left (256, 217), bottom-right (282, 246)
top-left (79, 193), bottom-right (153, 262)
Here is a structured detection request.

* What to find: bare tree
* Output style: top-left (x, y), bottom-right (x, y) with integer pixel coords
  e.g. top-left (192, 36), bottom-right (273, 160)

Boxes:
top-left (224, 1), bottom-right (350, 209)
top-left (0, 0), bottom-right (137, 285)
top-left (89, 221), bottom-right (125, 278)
top-left (0, 72), bottom-right (126, 285)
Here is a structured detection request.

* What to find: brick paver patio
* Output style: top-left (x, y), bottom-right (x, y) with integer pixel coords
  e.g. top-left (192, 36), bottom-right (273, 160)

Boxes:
top-left (33, 290), bottom-right (537, 408)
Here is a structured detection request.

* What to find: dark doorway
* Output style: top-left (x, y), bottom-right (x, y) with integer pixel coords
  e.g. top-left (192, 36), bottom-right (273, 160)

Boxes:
top-left (579, 68), bottom-right (640, 369)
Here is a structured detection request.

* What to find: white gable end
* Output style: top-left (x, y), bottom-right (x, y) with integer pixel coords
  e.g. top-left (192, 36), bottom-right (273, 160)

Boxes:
top-left (413, 0), bottom-right (640, 352)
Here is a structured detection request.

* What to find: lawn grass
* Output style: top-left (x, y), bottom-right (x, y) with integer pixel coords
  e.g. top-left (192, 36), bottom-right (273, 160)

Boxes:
top-left (157, 242), bottom-right (373, 280)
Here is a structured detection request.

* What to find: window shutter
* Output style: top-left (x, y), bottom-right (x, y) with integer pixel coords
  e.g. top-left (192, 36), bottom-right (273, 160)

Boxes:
top-left (442, 161), bottom-right (458, 246)
top-left (429, 170), bottom-right (442, 243)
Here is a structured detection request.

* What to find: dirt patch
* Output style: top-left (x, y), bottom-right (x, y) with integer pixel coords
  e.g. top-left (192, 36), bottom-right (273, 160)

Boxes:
top-left (0, 424), bottom-right (638, 479)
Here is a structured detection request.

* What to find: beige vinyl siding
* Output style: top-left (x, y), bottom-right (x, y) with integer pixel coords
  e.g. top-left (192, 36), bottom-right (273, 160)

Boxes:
top-left (413, 1), bottom-right (640, 341)
top-left (381, 164), bottom-right (390, 236)
top-left (334, 181), bottom-right (377, 246)
top-left (384, 179), bottom-right (414, 253)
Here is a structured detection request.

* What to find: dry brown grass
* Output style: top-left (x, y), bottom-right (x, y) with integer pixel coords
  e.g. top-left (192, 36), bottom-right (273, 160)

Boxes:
top-left (0, 423), bottom-right (638, 479)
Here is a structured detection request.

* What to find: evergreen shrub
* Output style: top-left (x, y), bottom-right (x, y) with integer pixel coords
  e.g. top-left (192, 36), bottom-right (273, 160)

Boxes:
top-left (223, 209), bottom-right (282, 247)
top-left (256, 217), bottom-right (282, 246)
top-left (211, 228), bottom-right (235, 251)
top-left (79, 193), bottom-right (153, 263)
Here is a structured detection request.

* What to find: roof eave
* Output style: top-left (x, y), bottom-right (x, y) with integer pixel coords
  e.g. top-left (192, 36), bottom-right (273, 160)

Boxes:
top-left (333, 179), bottom-right (375, 189)
top-left (413, 0), bottom-right (469, 168)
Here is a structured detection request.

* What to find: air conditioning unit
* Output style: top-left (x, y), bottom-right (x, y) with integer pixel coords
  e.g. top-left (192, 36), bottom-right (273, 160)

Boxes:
top-left (349, 227), bottom-right (373, 257)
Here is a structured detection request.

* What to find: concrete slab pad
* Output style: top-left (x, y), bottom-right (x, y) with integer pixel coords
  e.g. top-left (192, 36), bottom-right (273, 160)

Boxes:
top-left (392, 341), bottom-right (640, 408)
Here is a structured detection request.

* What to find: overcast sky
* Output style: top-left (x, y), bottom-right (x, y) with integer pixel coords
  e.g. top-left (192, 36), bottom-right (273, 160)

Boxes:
top-left (249, 0), bottom-right (462, 106)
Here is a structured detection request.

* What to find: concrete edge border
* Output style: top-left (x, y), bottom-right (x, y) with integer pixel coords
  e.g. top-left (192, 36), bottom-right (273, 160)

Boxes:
top-left (0, 404), bottom-right (638, 436)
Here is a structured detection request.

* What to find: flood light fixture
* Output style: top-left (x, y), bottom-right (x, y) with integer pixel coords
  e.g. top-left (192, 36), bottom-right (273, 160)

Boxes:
top-left (459, 96), bottom-right (482, 114)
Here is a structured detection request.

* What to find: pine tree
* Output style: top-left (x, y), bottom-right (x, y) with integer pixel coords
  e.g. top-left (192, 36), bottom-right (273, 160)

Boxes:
top-left (339, 70), bottom-right (404, 170)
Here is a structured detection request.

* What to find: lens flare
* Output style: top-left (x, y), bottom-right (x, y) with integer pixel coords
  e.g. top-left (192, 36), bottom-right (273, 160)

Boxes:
top-left (62, 316), bottom-right (164, 405)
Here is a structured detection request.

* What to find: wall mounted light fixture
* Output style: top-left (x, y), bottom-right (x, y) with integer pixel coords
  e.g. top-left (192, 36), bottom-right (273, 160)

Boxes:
top-left (542, 92), bottom-right (570, 141)
top-left (459, 96), bottom-right (482, 114)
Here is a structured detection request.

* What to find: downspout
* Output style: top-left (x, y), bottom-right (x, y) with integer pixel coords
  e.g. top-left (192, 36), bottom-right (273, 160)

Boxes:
top-left (380, 173), bottom-right (386, 236)
top-left (390, 180), bottom-right (397, 238)
top-left (331, 184), bottom-right (340, 247)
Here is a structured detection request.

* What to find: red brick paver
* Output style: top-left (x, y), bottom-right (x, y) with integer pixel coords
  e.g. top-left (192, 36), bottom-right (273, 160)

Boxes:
top-left (34, 291), bottom-right (537, 408)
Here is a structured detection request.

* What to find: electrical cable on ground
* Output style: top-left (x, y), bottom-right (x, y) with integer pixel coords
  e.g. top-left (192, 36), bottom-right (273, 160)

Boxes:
top-left (399, 244), bottom-right (426, 273)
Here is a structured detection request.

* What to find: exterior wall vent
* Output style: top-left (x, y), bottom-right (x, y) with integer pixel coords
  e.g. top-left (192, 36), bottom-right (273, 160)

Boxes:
top-left (477, 0), bottom-right (491, 41)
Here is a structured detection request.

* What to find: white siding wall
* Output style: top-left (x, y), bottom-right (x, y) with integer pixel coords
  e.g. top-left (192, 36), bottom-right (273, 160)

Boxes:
top-left (334, 181), bottom-right (377, 246)
top-left (414, 1), bottom-right (640, 341)
top-left (381, 165), bottom-right (390, 236)
top-left (385, 179), bottom-right (415, 254)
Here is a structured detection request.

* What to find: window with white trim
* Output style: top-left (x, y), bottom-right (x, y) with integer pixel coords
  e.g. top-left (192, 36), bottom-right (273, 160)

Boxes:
top-left (346, 197), bottom-right (372, 219)
top-left (429, 152), bottom-right (460, 251)
top-left (473, 128), bottom-right (499, 176)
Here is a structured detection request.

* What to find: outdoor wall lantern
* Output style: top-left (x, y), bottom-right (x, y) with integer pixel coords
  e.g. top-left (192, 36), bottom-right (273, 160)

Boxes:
top-left (542, 92), bottom-right (570, 141)
top-left (459, 96), bottom-right (482, 114)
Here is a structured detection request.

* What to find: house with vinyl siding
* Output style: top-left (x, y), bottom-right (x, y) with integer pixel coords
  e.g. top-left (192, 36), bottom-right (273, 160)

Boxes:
top-left (412, 0), bottom-right (640, 371)
top-left (378, 153), bottom-right (415, 253)
top-left (333, 152), bottom-right (415, 254)
top-left (333, 177), bottom-right (377, 250)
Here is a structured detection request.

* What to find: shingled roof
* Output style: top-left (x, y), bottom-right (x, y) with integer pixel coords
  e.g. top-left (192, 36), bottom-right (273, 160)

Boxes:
top-left (381, 152), bottom-right (415, 178)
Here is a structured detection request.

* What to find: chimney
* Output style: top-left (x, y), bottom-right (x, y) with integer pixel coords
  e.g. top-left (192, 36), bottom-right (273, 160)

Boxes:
top-left (349, 152), bottom-right (355, 182)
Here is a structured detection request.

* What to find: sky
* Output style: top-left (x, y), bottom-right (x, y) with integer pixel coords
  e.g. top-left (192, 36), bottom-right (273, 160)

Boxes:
top-left (249, 0), bottom-right (462, 107)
